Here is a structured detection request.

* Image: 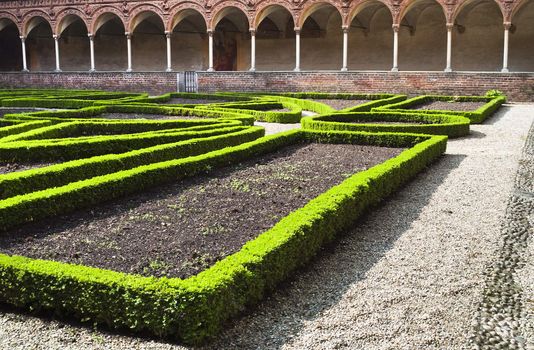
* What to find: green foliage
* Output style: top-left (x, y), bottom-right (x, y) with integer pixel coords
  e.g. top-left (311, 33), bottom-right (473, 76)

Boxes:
top-left (485, 89), bottom-right (505, 98)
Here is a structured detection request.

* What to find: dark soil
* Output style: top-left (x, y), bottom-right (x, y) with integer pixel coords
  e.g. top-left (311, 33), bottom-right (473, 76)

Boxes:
top-left (310, 99), bottom-right (372, 110)
top-left (98, 113), bottom-right (204, 120)
top-left (0, 143), bottom-right (404, 279)
top-left (266, 108), bottom-right (292, 113)
top-left (346, 120), bottom-right (428, 125)
top-left (410, 100), bottom-right (486, 111)
top-left (0, 108), bottom-right (40, 118)
top-left (0, 162), bottom-right (57, 175)
top-left (161, 98), bottom-right (232, 105)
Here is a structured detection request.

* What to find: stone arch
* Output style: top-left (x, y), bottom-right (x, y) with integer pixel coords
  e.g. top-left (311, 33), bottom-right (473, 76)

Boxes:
top-left (0, 14), bottom-right (22, 71)
top-left (55, 9), bottom-right (89, 35)
top-left (346, 0), bottom-right (394, 27)
top-left (22, 11), bottom-right (53, 36)
top-left (167, 3), bottom-right (207, 32)
top-left (451, 0), bottom-right (505, 24)
top-left (253, 2), bottom-right (296, 29)
top-left (89, 7), bottom-right (126, 34)
top-left (511, 0), bottom-right (532, 21)
top-left (127, 5), bottom-right (166, 33)
top-left (0, 12), bottom-right (21, 34)
top-left (398, 0), bottom-right (448, 25)
top-left (209, 2), bottom-right (251, 30)
top-left (297, 1), bottom-right (343, 28)
top-left (508, 0), bottom-right (534, 71)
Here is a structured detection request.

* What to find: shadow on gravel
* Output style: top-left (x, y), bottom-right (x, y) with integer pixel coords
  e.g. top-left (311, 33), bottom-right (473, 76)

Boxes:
top-left (200, 153), bottom-right (467, 350)
top-left (483, 106), bottom-right (511, 125)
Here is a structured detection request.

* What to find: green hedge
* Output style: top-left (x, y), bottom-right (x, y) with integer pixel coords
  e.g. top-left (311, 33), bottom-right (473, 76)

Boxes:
top-left (301, 111), bottom-right (471, 138)
top-left (195, 101), bottom-right (303, 123)
top-left (0, 127), bottom-right (265, 199)
top-left (0, 120), bottom-right (53, 138)
top-left (0, 129), bottom-right (446, 344)
top-left (376, 95), bottom-right (506, 123)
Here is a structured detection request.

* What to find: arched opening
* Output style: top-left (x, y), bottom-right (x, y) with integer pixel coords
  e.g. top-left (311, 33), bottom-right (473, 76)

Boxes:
top-left (509, 1), bottom-right (534, 71)
top-left (300, 3), bottom-right (343, 70)
top-left (25, 16), bottom-right (54, 71)
top-left (93, 13), bottom-right (127, 71)
top-left (255, 5), bottom-right (295, 70)
top-left (452, 0), bottom-right (503, 71)
top-left (131, 11), bottom-right (166, 71)
top-left (398, 0), bottom-right (447, 70)
top-left (170, 9), bottom-right (207, 71)
top-left (347, 1), bottom-right (393, 70)
top-left (57, 15), bottom-right (90, 71)
top-left (213, 7), bottom-right (249, 71)
top-left (0, 18), bottom-right (22, 71)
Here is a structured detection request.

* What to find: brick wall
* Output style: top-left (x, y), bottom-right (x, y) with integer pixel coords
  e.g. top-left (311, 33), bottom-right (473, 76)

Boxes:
top-left (1, 71), bottom-right (534, 101)
top-left (197, 71), bottom-right (534, 102)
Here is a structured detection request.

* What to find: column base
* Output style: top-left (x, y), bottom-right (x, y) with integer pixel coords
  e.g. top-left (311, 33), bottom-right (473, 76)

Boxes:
top-left (249, 68), bottom-right (256, 72)
top-left (444, 67), bottom-right (452, 73)
top-left (391, 67), bottom-right (399, 72)
top-left (207, 68), bottom-right (215, 72)
top-left (126, 68), bottom-right (133, 73)
top-left (165, 68), bottom-right (173, 72)
top-left (501, 68), bottom-right (509, 73)
top-left (89, 69), bottom-right (96, 73)
top-left (54, 69), bottom-right (62, 73)
top-left (22, 69), bottom-right (29, 73)
top-left (293, 68), bottom-right (300, 72)
top-left (341, 67), bottom-right (348, 72)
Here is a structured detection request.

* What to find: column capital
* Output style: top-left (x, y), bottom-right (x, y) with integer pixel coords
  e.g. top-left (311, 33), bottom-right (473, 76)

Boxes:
top-left (503, 22), bottom-right (512, 30)
top-left (207, 29), bottom-right (214, 36)
top-left (446, 23), bottom-right (454, 31)
top-left (165, 31), bottom-right (172, 39)
top-left (392, 24), bottom-right (400, 32)
top-left (125, 32), bottom-right (132, 39)
top-left (294, 27), bottom-right (301, 34)
top-left (342, 25), bottom-right (349, 34)
top-left (88, 33), bottom-right (94, 39)
top-left (249, 28), bottom-right (256, 35)
top-left (19, 35), bottom-right (26, 41)
top-left (53, 34), bottom-right (60, 40)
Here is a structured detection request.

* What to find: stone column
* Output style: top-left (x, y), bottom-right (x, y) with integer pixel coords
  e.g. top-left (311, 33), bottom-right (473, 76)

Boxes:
top-left (207, 30), bottom-right (214, 72)
top-left (53, 34), bottom-right (61, 72)
top-left (445, 23), bottom-right (453, 72)
top-left (391, 24), bottom-right (399, 72)
top-left (20, 36), bottom-right (28, 72)
top-left (126, 32), bottom-right (132, 72)
top-left (249, 29), bottom-right (256, 72)
top-left (88, 34), bottom-right (95, 72)
top-left (502, 22), bottom-right (511, 73)
top-left (165, 31), bottom-right (172, 72)
top-left (294, 28), bottom-right (301, 72)
top-left (341, 26), bottom-right (349, 72)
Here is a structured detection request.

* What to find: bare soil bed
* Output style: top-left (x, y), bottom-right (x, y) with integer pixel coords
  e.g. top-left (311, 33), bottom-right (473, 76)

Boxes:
top-left (346, 120), bottom-right (428, 125)
top-left (309, 99), bottom-right (372, 110)
top-left (0, 162), bottom-right (57, 175)
top-left (98, 113), bottom-right (204, 120)
top-left (160, 98), bottom-right (232, 105)
top-left (0, 143), bottom-right (404, 279)
top-left (266, 108), bottom-right (292, 113)
top-left (0, 108), bottom-right (40, 118)
top-left (410, 101), bottom-right (486, 111)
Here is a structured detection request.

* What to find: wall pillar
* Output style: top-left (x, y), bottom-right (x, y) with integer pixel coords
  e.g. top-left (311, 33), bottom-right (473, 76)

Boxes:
top-left (249, 29), bottom-right (256, 72)
top-left (391, 24), bottom-right (399, 72)
top-left (165, 31), bottom-right (172, 72)
top-left (126, 32), bottom-right (132, 72)
top-left (294, 28), bottom-right (301, 72)
top-left (20, 36), bottom-right (28, 72)
top-left (341, 26), bottom-right (349, 72)
top-left (502, 22), bottom-right (511, 73)
top-left (88, 34), bottom-right (95, 72)
top-left (445, 23), bottom-right (453, 72)
top-left (207, 29), bottom-right (214, 72)
top-left (53, 34), bottom-right (61, 72)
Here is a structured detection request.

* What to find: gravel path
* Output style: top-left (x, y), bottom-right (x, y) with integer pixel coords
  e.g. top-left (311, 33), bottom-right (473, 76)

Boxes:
top-left (0, 105), bottom-right (532, 349)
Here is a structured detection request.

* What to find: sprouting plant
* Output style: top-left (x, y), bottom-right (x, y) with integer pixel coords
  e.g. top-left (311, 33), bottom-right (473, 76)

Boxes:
top-left (229, 179), bottom-right (250, 192)
top-left (201, 224), bottom-right (227, 235)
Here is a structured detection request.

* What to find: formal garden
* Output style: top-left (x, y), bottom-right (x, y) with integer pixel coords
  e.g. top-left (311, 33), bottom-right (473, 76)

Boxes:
top-left (0, 89), bottom-right (514, 345)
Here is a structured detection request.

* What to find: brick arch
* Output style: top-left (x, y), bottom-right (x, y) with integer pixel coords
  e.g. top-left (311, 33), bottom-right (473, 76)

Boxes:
top-left (0, 11), bottom-right (21, 34)
top-left (253, 1), bottom-right (296, 29)
top-left (166, 2), bottom-right (207, 32)
top-left (345, 0), bottom-right (394, 27)
top-left (127, 4), bottom-right (166, 33)
top-left (22, 11), bottom-right (54, 36)
top-left (209, 1), bottom-right (252, 30)
top-left (89, 6), bottom-right (126, 34)
top-left (55, 8), bottom-right (89, 35)
top-left (510, 0), bottom-right (531, 21)
top-left (398, 0), bottom-right (448, 24)
top-left (450, 0), bottom-right (505, 24)
top-left (296, 1), bottom-right (344, 28)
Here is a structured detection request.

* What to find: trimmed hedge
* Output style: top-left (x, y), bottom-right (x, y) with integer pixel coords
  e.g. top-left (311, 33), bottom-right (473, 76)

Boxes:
top-left (301, 110), bottom-right (471, 138)
top-left (376, 95), bottom-right (506, 124)
top-left (0, 120), bottom-right (53, 138)
top-left (0, 129), bottom-right (446, 344)
top-left (0, 127), bottom-right (265, 199)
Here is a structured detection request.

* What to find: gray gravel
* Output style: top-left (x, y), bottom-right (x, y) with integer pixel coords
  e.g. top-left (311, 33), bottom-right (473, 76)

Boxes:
top-left (0, 105), bottom-right (532, 349)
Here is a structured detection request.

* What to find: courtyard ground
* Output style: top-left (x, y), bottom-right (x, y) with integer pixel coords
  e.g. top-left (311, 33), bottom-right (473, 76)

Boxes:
top-left (0, 104), bottom-right (532, 350)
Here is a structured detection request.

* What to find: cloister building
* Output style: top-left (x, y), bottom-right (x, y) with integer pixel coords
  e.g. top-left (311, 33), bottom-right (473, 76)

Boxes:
top-left (0, 0), bottom-right (533, 99)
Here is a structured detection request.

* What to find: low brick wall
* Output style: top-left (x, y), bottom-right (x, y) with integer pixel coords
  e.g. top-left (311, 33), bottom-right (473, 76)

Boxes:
top-left (0, 72), bottom-right (178, 95)
top-left (197, 71), bottom-right (534, 102)
top-left (1, 71), bottom-right (534, 101)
